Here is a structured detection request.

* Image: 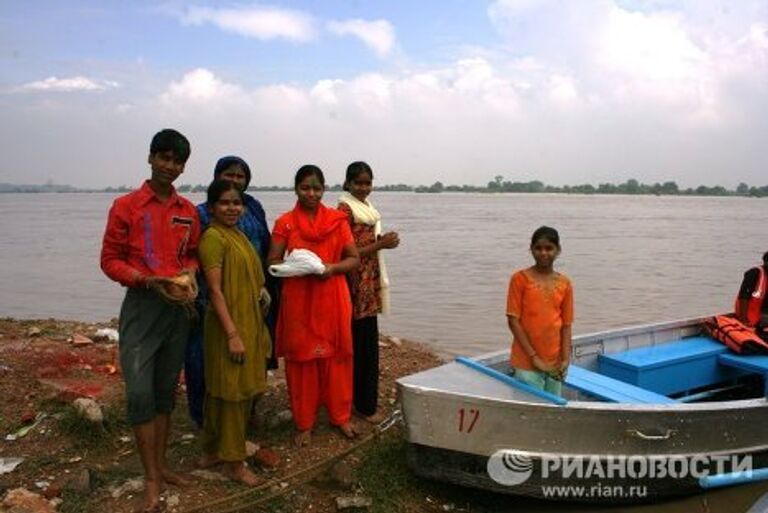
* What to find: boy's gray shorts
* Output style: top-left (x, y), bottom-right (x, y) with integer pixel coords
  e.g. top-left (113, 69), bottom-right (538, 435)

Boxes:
top-left (118, 288), bottom-right (190, 426)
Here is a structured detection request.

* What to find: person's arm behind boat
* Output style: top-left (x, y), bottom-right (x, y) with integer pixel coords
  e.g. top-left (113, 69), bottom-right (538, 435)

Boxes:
top-left (735, 268), bottom-right (758, 323)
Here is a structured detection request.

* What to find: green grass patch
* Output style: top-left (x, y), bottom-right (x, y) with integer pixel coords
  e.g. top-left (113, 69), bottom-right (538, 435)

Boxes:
top-left (93, 466), bottom-right (141, 486)
top-left (57, 403), bottom-right (130, 450)
top-left (58, 490), bottom-right (92, 513)
top-left (17, 454), bottom-right (60, 474)
top-left (356, 432), bottom-right (416, 513)
top-left (355, 432), bottom-right (518, 513)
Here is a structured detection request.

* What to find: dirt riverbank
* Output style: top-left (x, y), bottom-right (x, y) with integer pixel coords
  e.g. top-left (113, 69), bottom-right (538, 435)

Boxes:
top-left (0, 317), bottom-right (482, 513)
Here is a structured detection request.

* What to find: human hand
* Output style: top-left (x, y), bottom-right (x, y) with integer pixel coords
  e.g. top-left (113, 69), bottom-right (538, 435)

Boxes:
top-left (153, 271), bottom-right (198, 303)
top-left (258, 288), bottom-right (271, 316)
top-left (145, 276), bottom-right (171, 292)
top-left (378, 232), bottom-right (400, 250)
top-left (165, 282), bottom-right (189, 301)
top-left (531, 355), bottom-right (556, 374)
top-left (554, 359), bottom-right (570, 381)
top-left (319, 263), bottom-right (335, 279)
top-left (228, 334), bottom-right (246, 364)
top-left (146, 276), bottom-right (187, 302)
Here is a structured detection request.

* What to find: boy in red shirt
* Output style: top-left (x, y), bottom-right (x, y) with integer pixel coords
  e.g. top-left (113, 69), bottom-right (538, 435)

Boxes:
top-left (101, 128), bottom-right (200, 513)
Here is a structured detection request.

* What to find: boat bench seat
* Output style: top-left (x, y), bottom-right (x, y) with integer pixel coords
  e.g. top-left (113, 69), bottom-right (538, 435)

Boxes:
top-left (718, 354), bottom-right (768, 395)
top-left (596, 336), bottom-right (746, 395)
top-left (565, 366), bottom-right (676, 404)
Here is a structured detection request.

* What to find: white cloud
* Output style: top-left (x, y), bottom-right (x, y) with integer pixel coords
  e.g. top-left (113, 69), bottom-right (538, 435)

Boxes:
top-left (547, 74), bottom-right (579, 104)
top-left (4, 3), bottom-right (767, 189)
top-left (327, 18), bottom-right (395, 57)
top-left (252, 84), bottom-right (311, 112)
top-left (160, 68), bottom-right (246, 105)
top-left (597, 7), bottom-right (706, 83)
top-left (21, 76), bottom-right (118, 92)
top-left (181, 5), bottom-right (315, 42)
top-left (746, 23), bottom-right (768, 49)
top-left (484, 0), bottom-right (768, 123)
top-left (310, 79), bottom-right (343, 105)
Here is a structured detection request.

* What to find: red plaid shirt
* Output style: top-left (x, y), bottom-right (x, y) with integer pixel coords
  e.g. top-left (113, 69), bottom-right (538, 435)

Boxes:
top-left (101, 181), bottom-right (200, 288)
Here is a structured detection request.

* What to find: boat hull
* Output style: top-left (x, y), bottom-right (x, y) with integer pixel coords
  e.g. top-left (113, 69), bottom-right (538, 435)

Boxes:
top-left (407, 443), bottom-right (768, 503)
top-left (396, 315), bottom-right (768, 503)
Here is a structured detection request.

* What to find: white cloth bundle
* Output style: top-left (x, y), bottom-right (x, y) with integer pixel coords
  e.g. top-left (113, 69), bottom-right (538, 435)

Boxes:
top-left (338, 191), bottom-right (391, 314)
top-left (268, 249), bottom-right (326, 277)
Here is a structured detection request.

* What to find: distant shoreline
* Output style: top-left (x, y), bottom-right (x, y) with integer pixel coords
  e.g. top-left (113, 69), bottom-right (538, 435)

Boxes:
top-left (2, 179), bottom-right (767, 198)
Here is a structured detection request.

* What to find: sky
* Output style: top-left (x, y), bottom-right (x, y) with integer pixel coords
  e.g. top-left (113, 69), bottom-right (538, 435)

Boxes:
top-left (0, 0), bottom-right (766, 189)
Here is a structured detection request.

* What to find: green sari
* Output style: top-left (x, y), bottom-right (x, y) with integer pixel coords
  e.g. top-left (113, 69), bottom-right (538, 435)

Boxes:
top-left (199, 223), bottom-right (271, 401)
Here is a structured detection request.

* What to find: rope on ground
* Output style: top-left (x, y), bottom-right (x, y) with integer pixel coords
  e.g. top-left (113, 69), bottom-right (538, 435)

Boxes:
top-left (179, 409), bottom-right (404, 513)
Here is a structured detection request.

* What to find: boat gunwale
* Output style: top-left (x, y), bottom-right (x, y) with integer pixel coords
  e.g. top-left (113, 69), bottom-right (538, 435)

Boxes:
top-left (397, 313), bottom-right (768, 412)
top-left (397, 379), bottom-right (768, 412)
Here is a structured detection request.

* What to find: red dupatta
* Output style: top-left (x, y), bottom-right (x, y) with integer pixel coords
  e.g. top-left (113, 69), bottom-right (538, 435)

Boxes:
top-left (275, 201), bottom-right (353, 361)
top-left (289, 201), bottom-right (347, 242)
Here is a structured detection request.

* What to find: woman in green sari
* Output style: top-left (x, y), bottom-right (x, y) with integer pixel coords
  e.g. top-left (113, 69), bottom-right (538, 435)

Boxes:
top-left (198, 179), bottom-right (272, 486)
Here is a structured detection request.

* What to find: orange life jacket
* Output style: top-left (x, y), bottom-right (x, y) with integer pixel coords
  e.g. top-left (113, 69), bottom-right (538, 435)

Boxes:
top-left (705, 315), bottom-right (768, 355)
top-left (734, 266), bottom-right (766, 327)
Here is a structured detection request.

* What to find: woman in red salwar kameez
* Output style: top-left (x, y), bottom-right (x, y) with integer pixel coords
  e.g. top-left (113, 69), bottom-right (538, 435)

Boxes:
top-left (267, 165), bottom-right (360, 447)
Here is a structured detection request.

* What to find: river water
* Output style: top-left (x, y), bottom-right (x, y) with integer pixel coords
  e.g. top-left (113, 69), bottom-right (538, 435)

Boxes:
top-left (0, 191), bottom-right (766, 511)
top-left (1, 191), bottom-right (762, 356)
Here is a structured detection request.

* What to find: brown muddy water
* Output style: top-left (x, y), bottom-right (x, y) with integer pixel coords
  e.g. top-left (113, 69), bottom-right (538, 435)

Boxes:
top-left (0, 191), bottom-right (766, 512)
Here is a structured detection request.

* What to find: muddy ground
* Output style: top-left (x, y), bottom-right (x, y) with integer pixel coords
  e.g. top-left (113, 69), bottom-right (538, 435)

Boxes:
top-left (0, 317), bottom-right (479, 513)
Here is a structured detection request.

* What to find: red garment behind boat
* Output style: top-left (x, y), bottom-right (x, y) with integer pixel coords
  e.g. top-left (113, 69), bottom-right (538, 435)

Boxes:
top-left (271, 202), bottom-right (354, 362)
top-left (735, 266), bottom-right (767, 327)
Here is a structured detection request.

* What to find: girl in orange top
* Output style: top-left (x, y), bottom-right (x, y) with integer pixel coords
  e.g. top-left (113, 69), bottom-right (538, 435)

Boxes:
top-left (507, 226), bottom-right (573, 395)
top-left (267, 165), bottom-right (360, 447)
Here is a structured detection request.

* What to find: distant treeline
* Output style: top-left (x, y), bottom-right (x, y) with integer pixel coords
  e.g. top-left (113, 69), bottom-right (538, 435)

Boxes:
top-left (3, 178), bottom-right (768, 197)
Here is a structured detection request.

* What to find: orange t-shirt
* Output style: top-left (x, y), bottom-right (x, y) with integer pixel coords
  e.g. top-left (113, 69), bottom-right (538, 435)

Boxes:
top-left (507, 269), bottom-right (573, 370)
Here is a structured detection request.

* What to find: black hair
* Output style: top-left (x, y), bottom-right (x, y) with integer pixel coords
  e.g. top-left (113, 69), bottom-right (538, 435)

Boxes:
top-left (214, 155), bottom-right (252, 188)
top-left (150, 129), bottom-right (191, 162)
top-left (343, 161), bottom-right (374, 191)
top-left (763, 251), bottom-right (768, 265)
top-left (206, 179), bottom-right (244, 207)
top-left (531, 226), bottom-right (560, 248)
top-left (294, 164), bottom-right (325, 189)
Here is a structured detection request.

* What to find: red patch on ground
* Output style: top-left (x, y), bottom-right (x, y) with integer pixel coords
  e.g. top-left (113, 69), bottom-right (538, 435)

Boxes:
top-left (31, 346), bottom-right (115, 378)
top-left (0, 338), bottom-right (124, 403)
top-left (38, 378), bottom-right (106, 401)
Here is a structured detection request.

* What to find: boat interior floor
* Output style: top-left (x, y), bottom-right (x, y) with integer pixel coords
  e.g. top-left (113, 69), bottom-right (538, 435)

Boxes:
top-left (483, 335), bottom-right (768, 404)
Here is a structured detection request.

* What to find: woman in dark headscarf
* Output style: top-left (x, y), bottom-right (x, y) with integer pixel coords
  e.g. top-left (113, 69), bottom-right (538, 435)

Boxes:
top-left (185, 156), bottom-right (278, 429)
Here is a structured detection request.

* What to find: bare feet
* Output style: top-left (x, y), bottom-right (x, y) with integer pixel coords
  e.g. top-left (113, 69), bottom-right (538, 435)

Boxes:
top-left (293, 430), bottom-right (311, 447)
top-left (197, 453), bottom-right (223, 469)
top-left (138, 479), bottom-right (164, 513)
top-left (160, 469), bottom-right (194, 487)
top-left (252, 447), bottom-right (281, 470)
top-left (338, 422), bottom-right (359, 439)
top-left (361, 411), bottom-right (386, 424)
top-left (224, 462), bottom-right (261, 487)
